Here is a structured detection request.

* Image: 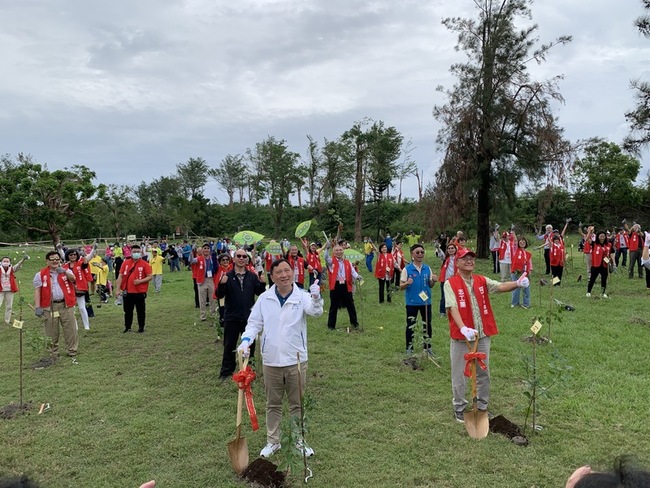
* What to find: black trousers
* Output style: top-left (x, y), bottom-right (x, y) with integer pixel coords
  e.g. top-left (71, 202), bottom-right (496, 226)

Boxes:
top-left (220, 320), bottom-right (256, 378)
top-left (327, 283), bottom-right (359, 329)
top-left (544, 248), bottom-right (551, 275)
top-left (587, 266), bottom-right (608, 293)
top-left (123, 293), bottom-right (146, 331)
top-left (378, 278), bottom-right (391, 303)
top-left (551, 264), bottom-right (564, 284)
top-left (405, 304), bottom-right (432, 351)
top-left (615, 248), bottom-right (627, 267)
top-left (491, 250), bottom-right (500, 274)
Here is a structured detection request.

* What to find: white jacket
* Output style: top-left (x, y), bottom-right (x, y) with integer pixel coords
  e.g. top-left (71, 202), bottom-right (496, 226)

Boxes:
top-left (242, 284), bottom-right (323, 367)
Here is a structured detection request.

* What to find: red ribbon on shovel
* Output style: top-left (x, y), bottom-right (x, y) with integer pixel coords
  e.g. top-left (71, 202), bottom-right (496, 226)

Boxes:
top-left (232, 366), bottom-right (259, 431)
top-left (463, 352), bottom-right (487, 377)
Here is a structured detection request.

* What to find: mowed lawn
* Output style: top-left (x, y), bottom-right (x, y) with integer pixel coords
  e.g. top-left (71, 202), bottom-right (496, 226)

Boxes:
top-left (1, 241), bottom-right (649, 488)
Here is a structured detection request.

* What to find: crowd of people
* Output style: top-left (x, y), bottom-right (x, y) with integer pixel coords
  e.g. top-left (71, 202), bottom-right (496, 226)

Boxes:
top-left (2, 220), bottom-right (649, 484)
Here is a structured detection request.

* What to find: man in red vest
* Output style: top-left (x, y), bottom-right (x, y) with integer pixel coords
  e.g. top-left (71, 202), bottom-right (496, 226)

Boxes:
top-left (324, 242), bottom-right (361, 330)
top-left (1, 254), bottom-right (28, 325)
top-left (116, 245), bottom-right (153, 333)
top-left (33, 251), bottom-right (78, 357)
top-left (444, 247), bottom-right (529, 423)
top-left (190, 243), bottom-right (217, 321)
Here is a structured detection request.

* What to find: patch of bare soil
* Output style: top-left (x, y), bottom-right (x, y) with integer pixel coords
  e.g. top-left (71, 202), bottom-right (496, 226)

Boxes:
top-left (241, 458), bottom-right (286, 488)
top-left (0, 402), bottom-right (33, 419)
top-left (489, 415), bottom-right (529, 446)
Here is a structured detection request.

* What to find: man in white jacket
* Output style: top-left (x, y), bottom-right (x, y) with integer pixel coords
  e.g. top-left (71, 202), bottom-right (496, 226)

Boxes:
top-left (237, 258), bottom-right (323, 459)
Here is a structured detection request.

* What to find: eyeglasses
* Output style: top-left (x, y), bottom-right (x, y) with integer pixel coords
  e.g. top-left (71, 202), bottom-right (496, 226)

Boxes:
top-left (235, 255), bottom-right (248, 259)
top-left (48, 258), bottom-right (61, 262)
top-left (413, 250), bottom-right (425, 254)
top-left (459, 257), bottom-right (475, 262)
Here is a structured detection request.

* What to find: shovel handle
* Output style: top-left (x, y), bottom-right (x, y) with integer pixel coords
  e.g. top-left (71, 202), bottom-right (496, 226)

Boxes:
top-left (235, 352), bottom-right (249, 431)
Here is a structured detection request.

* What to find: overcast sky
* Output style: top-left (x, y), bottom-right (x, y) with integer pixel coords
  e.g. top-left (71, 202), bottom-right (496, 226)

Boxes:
top-left (1, 0), bottom-right (649, 203)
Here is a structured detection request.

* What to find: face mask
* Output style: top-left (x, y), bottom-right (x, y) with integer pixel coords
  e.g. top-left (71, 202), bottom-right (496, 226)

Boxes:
top-left (132, 252), bottom-right (141, 260)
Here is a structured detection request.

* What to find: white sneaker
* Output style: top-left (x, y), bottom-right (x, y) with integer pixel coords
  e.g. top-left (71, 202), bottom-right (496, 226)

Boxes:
top-left (296, 441), bottom-right (314, 457)
top-left (586, 293), bottom-right (591, 297)
top-left (602, 293), bottom-right (609, 299)
top-left (260, 443), bottom-right (281, 458)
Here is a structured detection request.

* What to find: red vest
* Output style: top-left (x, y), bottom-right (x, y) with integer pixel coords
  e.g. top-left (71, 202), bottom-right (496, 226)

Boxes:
top-left (584, 241), bottom-right (612, 268)
top-left (549, 242), bottom-right (565, 266)
top-left (439, 256), bottom-right (457, 284)
top-left (264, 253), bottom-right (281, 272)
top-left (510, 248), bottom-right (532, 273)
top-left (393, 249), bottom-right (405, 270)
top-left (39, 268), bottom-right (76, 307)
top-left (192, 255), bottom-right (212, 285)
top-left (1, 267), bottom-right (19, 293)
top-left (615, 232), bottom-right (629, 250)
top-left (629, 232), bottom-right (640, 252)
top-left (374, 252), bottom-right (394, 280)
top-left (119, 259), bottom-right (152, 293)
top-left (498, 237), bottom-right (514, 260)
top-left (328, 258), bottom-right (353, 292)
top-left (306, 251), bottom-right (322, 272)
top-left (447, 274), bottom-right (498, 340)
top-left (65, 260), bottom-right (89, 292)
top-left (287, 256), bottom-right (305, 285)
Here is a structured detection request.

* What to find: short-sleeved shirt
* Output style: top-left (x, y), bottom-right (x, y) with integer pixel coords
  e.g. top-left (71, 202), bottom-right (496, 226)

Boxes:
top-left (444, 274), bottom-right (500, 338)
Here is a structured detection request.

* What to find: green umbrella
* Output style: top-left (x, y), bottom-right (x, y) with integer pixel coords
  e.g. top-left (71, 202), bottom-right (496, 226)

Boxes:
top-left (294, 220), bottom-right (313, 238)
top-left (232, 230), bottom-right (265, 245)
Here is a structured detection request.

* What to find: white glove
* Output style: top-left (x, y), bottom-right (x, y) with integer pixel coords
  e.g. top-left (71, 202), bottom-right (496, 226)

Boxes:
top-left (237, 338), bottom-right (251, 358)
top-left (309, 279), bottom-right (321, 299)
top-left (516, 272), bottom-right (530, 288)
top-left (460, 326), bottom-right (477, 341)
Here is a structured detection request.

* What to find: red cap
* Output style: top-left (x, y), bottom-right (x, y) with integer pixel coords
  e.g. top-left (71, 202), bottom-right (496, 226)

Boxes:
top-left (456, 248), bottom-right (476, 260)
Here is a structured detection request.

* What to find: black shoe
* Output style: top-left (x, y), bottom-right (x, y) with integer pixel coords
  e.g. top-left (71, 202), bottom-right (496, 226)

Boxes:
top-left (454, 411), bottom-right (465, 423)
top-left (123, 328), bottom-right (131, 333)
top-left (137, 329), bottom-right (145, 333)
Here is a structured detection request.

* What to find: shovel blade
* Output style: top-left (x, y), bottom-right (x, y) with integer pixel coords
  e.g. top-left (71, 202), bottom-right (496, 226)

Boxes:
top-left (464, 409), bottom-right (489, 439)
top-left (227, 435), bottom-right (249, 474)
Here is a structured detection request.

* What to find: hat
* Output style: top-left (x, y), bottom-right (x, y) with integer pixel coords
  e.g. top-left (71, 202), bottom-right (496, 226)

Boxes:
top-left (456, 248), bottom-right (476, 260)
top-left (502, 232), bottom-right (508, 238)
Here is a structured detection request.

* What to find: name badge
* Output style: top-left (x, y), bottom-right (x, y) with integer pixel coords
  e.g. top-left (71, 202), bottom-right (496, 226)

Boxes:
top-left (207, 270), bottom-right (213, 278)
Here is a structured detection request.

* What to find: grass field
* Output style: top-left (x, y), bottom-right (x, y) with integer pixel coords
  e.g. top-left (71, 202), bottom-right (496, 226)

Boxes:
top-left (1, 240), bottom-right (649, 488)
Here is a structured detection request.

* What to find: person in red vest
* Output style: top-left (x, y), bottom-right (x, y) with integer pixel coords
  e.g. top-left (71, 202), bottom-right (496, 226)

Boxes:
top-left (63, 244), bottom-right (97, 330)
top-left (33, 251), bottom-right (78, 357)
top-left (549, 233), bottom-right (566, 285)
top-left (263, 248), bottom-right (283, 285)
top-left (190, 243), bottom-right (217, 322)
top-left (584, 227), bottom-right (615, 298)
top-left (438, 243), bottom-right (458, 317)
top-left (1, 254), bottom-right (28, 325)
top-left (614, 226), bottom-right (629, 268)
top-left (116, 244), bottom-right (153, 333)
top-left (392, 240), bottom-right (406, 289)
top-left (214, 253), bottom-right (232, 326)
top-left (372, 242), bottom-right (394, 303)
top-left (285, 245), bottom-right (306, 289)
top-left (625, 222), bottom-right (644, 279)
top-left (510, 235), bottom-right (533, 308)
top-left (444, 247), bottom-right (529, 423)
top-left (302, 238), bottom-right (324, 288)
top-left (324, 241), bottom-right (361, 330)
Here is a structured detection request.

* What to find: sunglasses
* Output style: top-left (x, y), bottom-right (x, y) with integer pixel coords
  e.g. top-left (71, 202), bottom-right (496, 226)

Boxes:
top-left (235, 254), bottom-right (248, 258)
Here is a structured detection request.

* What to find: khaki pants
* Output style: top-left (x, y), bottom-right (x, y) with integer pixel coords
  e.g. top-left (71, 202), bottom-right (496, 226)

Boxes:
top-left (44, 301), bottom-right (78, 357)
top-left (450, 337), bottom-right (490, 413)
top-left (263, 362), bottom-right (307, 445)
top-left (0, 291), bottom-right (15, 324)
top-left (197, 279), bottom-right (216, 320)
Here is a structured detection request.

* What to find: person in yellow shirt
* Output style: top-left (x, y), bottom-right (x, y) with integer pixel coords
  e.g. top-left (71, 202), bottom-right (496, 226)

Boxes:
top-left (363, 237), bottom-right (374, 272)
top-left (149, 248), bottom-right (165, 293)
top-left (89, 255), bottom-right (109, 303)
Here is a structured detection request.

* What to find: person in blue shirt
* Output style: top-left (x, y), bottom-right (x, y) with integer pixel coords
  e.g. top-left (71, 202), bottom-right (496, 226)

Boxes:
top-left (399, 244), bottom-right (438, 355)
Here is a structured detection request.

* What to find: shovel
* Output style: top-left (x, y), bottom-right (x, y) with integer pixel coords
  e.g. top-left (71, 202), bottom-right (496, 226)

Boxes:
top-left (228, 353), bottom-right (249, 474)
top-left (464, 338), bottom-right (489, 440)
